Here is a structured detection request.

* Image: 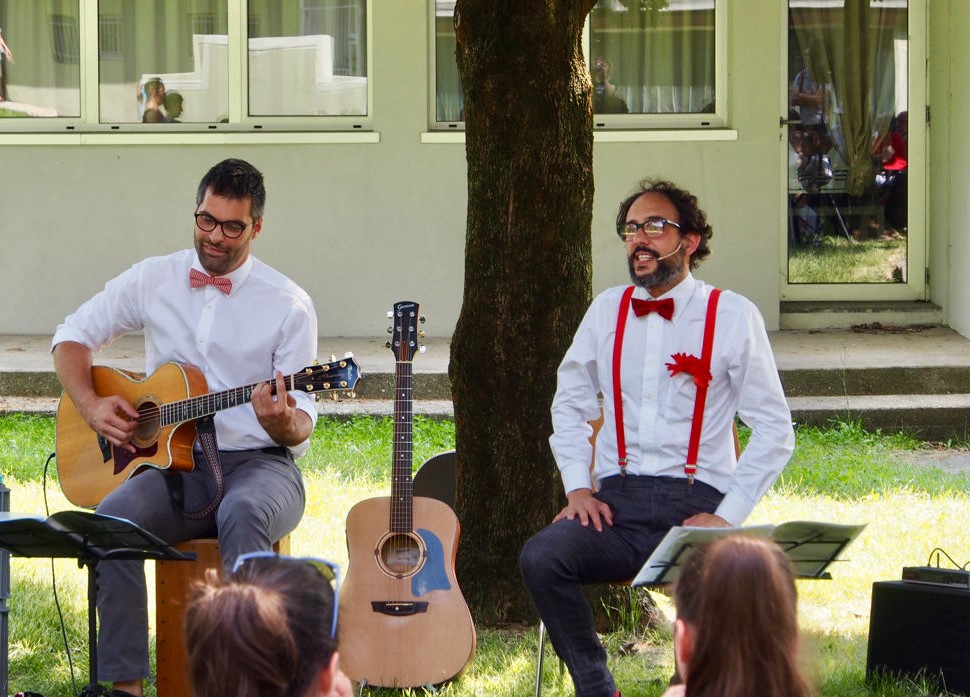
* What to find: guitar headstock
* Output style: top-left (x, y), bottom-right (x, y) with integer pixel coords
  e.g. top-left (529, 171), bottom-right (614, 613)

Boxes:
top-left (292, 356), bottom-right (361, 398)
top-left (386, 301), bottom-right (425, 363)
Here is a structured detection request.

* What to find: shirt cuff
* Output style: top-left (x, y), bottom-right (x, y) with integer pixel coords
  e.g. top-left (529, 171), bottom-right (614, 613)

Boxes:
top-left (560, 462), bottom-right (594, 495)
top-left (714, 490), bottom-right (757, 527)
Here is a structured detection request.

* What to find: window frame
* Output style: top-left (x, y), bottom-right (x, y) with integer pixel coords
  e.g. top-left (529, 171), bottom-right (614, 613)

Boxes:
top-left (428, 0), bottom-right (728, 132)
top-left (0, 0), bottom-right (374, 134)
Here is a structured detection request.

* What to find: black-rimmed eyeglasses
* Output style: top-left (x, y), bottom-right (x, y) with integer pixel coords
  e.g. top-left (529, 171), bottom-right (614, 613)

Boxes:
top-left (617, 216), bottom-right (682, 242)
top-left (231, 551), bottom-right (340, 641)
top-left (194, 212), bottom-right (250, 239)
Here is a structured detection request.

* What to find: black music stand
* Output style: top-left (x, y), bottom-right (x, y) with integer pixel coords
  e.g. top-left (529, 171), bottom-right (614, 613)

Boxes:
top-left (0, 510), bottom-right (195, 696)
top-left (632, 520), bottom-right (866, 586)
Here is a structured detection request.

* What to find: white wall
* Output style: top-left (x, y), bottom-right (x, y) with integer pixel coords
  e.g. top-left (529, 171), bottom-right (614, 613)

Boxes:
top-left (932, 0), bottom-right (970, 338)
top-left (2, 1), bottom-right (954, 340)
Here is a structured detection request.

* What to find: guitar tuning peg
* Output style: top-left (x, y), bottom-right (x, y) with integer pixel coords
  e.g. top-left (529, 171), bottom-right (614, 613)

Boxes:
top-left (418, 330), bottom-right (425, 338)
top-left (385, 340), bottom-right (392, 349)
top-left (387, 310), bottom-right (394, 318)
top-left (419, 345), bottom-right (427, 354)
top-left (419, 315), bottom-right (427, 324)
top-left (329, 354), bottom-right (336, 362)
top-left (343, 351), bottom-right (354, 359)
top-left (387, 326), bottom-right (393, 334)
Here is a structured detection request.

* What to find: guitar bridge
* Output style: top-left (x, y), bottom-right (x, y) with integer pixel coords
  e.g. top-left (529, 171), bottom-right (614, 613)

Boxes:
top-left (370, 601), bottom-right (429, 616)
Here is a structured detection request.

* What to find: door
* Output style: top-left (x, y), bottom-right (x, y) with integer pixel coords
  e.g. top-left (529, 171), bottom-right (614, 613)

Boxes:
top-left (782, 0), bottom-right (925, 301)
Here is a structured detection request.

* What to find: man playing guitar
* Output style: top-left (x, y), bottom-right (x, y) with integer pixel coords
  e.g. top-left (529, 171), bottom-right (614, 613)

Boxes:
top-left (52, 158), bottom-right (319, 697)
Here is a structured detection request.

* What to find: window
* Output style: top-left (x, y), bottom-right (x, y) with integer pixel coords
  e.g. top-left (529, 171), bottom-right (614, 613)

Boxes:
top-left (0, 0), bottom-right (370, 130)
top-left (431, 0), bottom-right (724, 130)
top-left (248, 0), bottom-right (368, 117)
top-left (0, 3), bottom-right (81, 118)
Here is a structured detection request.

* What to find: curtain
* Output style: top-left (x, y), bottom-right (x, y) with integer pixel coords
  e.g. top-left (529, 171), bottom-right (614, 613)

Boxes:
top-left (590, 0), bottom-right (715, 114)
top-left (791, 0), bottom-right (907, 196)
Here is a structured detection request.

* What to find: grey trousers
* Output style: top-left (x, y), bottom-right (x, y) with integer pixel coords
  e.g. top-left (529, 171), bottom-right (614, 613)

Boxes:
top-left (94, 449), bottom-right (306, 682)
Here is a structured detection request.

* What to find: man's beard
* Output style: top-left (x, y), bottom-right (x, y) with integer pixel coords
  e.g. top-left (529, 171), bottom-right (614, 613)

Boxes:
top-left (628, 245), bottom-right (684, 290)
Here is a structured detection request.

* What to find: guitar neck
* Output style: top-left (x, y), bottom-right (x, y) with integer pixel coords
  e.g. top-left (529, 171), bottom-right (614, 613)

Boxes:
top-left (160, 375), bottom-right (290, 427)
top-left (390, 358), bottom-right (414, 533)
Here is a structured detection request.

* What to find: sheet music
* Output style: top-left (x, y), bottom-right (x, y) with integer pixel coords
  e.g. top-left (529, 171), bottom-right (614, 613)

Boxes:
top-left (631, 520), bottom-right (866, 587)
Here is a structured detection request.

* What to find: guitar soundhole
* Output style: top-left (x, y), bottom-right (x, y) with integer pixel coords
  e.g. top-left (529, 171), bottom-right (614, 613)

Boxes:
top-left (131, 398), bottom-right (161, 448)
top-left (376, 532), bottom-right (425, 578)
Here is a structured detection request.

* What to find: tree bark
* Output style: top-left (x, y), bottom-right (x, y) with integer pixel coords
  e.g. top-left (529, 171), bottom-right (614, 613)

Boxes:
top-left (450, 0), bottom-right (598, 624)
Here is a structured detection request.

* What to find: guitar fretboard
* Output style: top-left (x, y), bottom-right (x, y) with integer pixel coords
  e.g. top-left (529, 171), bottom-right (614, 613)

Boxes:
top-left (390, 357), bottom-right (414, 533)
top-left (388, 303), bottom-right (420, 533)
top-left (160, 382), bottom-right (265, 426)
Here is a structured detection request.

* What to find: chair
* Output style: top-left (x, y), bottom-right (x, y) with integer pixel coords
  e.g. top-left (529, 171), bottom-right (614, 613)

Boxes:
top-left (413, 449), bottom-right (457, 509)
top-left (155, 535), bottom-right (290, 697)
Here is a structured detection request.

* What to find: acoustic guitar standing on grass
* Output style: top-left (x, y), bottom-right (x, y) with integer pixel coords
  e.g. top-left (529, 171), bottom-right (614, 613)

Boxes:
top-left (340, 301), bottom-right (476, 688)
top-left (55, 357), bottom-right (360, 508)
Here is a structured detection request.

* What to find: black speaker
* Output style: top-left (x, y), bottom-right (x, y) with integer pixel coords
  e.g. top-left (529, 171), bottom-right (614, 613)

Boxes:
top-left (866, 581), bottom-right (970, 695)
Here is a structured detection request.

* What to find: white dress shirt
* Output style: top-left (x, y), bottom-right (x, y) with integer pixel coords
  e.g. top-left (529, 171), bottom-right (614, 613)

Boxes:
top-left (52, 249), bottom-right (319, 458)
top-left (549, 274), bottom-right (794, 525)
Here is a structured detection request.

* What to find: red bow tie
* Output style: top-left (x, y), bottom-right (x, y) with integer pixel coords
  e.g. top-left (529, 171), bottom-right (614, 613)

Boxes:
top-left (631, 297), bottom-right (674, 320)
top-left (189, 268), bottom-right (232, 295)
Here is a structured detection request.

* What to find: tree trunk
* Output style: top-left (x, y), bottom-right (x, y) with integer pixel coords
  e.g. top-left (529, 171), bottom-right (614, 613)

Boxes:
top-left (450, 0), bottom-right (598, 625)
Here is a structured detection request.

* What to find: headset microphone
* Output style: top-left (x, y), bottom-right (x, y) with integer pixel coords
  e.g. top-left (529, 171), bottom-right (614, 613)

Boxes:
top-left (651, 241), bottom-right (683, 262)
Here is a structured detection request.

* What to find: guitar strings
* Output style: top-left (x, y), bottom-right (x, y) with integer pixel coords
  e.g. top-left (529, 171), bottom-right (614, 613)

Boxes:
top-left (120, 370), bottom-right (336, 424)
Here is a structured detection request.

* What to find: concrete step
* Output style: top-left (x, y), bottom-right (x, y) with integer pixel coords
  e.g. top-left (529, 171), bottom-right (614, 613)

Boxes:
top-left (779, 301), bottom-right (943, 330)
top-left (5, 327), bottom-right (970, 438)
top-left (788, 394), bottom-right (970, 441)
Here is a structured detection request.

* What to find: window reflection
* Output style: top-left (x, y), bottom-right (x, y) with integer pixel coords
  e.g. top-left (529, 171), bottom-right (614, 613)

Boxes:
top-left (99, 0), bottom-right (228, 124)
top-left (786, 1), bottom-right (909, 284)
top-left (433, 1), bottom-right (461, 123)
top-left (589, 0), bottom-right (716, 115)
top-left (431, 0), bottom-right (717, 125)
top-left (247, 0), bottom-right (368, 117)
top-left (0, 0), bottom-right (80, 118)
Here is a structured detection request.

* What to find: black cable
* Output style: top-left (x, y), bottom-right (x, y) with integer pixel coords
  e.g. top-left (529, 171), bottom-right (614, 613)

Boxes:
top-left (924, 547), bottom-right (967, 570)
top-left (43, 451), bottom-right (79, 697)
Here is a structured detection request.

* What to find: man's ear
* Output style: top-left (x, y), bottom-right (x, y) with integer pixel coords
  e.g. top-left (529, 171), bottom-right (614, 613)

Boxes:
top-left (250, 217), bottom-right (263, 240)
top-left (682, 232), bottom-right (701, 256)
top-left (674, 618), bottom-right (696, 675)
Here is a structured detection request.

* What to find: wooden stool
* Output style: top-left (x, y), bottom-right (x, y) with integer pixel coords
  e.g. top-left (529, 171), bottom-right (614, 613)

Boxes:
top-left (155, 536), bottom-right (290, 696)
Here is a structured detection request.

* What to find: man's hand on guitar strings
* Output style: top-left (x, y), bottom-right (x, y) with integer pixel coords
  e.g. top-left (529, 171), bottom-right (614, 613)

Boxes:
top-left (83, 394), bottom-right (139, 453)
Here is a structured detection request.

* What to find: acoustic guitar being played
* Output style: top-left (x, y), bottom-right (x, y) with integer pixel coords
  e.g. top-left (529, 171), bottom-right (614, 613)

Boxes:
top-left (340, 301), bottom-right (476, 688)
top-left (55, 358), bottom-right (360, 508)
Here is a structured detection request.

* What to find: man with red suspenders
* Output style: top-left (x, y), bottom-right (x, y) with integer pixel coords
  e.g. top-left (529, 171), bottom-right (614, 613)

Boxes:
top-left (520, 179), bottom-right (795, 697)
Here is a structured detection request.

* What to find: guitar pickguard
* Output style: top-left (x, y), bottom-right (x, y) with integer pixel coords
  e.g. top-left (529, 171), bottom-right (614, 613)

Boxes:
top-left (111, 442), bottom-right (159, 475)
top-left (412, 528), bottom-right (452, 597)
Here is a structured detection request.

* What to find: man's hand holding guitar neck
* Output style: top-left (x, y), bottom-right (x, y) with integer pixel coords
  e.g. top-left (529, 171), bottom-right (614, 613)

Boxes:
top-left (251, 371), bottom-right (313, 448)
top-left (53, 340), bottom-right (139, 453)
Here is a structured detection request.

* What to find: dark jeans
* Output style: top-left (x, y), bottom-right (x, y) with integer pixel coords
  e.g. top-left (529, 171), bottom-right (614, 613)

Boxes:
top-left (519, 475), bottom-right (724, 697)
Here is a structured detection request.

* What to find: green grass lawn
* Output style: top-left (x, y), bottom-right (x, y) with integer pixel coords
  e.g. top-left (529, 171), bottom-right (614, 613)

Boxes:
top-left (788, 234), bottom-right (907, 284)
top-left (0, 415), bottom-right (968, 697)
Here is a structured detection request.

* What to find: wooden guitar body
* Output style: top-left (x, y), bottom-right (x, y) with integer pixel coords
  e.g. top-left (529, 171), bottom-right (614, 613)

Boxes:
top-left (341, 495), bottom-right (476, 687)
top-left (56, 363), bottom-right (205, 508)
